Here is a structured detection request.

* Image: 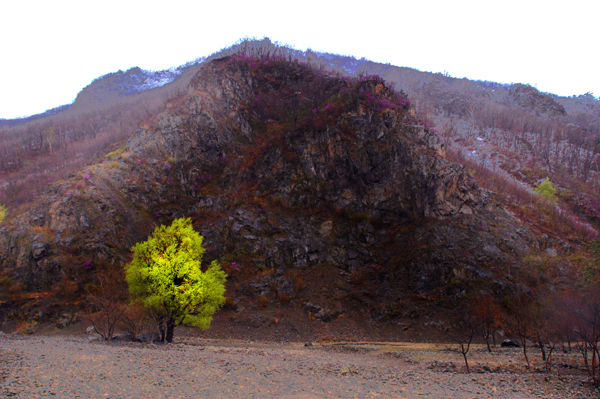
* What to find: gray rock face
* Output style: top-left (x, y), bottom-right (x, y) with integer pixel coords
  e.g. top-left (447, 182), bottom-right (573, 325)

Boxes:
top-left (0, 57), bottom-right (538, 318)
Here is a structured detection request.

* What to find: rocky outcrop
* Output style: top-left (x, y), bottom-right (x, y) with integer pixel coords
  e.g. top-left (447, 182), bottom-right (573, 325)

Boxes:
top-left (0, 56), bottom-right (538, 321)
top-left (509, 83), bottom-right (567, 116)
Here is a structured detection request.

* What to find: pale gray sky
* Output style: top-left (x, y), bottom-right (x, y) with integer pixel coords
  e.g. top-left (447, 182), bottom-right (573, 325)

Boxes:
top-left (1, 0), bottom-right (597, 119)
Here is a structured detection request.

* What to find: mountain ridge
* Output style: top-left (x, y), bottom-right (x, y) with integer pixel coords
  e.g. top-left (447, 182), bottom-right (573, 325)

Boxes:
top-left (4, 39), bottom-right (597, 127)
top-left (0, 55), bottom-right (540, 330)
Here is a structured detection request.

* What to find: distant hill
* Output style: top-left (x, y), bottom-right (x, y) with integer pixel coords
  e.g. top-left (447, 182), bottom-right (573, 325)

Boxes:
top-left (0, 59), bottom-right (203, 128)
top-left (69, 59), bottom-right (204, 112)
top-left (0, 104), bottom-right (72, 128)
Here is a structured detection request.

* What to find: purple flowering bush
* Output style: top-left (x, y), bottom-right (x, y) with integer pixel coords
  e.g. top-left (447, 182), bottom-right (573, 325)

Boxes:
top-left (231, 54), bottom-right (412, 143)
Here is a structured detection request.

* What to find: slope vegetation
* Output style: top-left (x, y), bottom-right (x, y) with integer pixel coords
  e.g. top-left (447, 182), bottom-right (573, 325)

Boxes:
top-left (0, 55), bottom-right (539, 329)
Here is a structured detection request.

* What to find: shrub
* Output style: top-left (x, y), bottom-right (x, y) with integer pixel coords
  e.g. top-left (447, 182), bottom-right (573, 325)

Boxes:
top-left (105, 147), bottom-right (125, 160)
top-left (258, 294), bottom-right (269, 308)
top-left (277, 291), bottom-right (291, 304)
top-left (118, 302), bottom-right (155, 342)
top-left (0, 275), bottom-right (13, 287)
top-left (86, 274), bottom-right (128, 341)
top-left (222, 295), bottom-right (237, 310)
top-left (534, 178), bottom-right (557, 203)
top-left (348, 211), bottom-right (370, 222)
top-left (0, 204), bottom-right (5, 224)
top-left (289, 271), bottom-right (305, 292)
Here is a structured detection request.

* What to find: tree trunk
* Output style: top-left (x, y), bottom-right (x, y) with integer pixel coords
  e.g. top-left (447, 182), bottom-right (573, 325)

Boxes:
top-left (592, 346), bottom-right (598, 383)
top-left (523, 342), bottom-right (530, 368)
top-left (545, 345), bottom-right (555, 373)
top-left (158, 319), bottom-right (166, 342)
top-left (166, 317), bottom-right (176, 343)
top-left (462, 350), bottom-right (470, 374)
top-left (538, 336), bottom-right (546, 361)
top-left (582, 344), bottom-right (591, 377)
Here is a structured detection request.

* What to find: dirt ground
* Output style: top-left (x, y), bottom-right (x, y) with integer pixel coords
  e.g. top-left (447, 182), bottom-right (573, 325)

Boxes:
top-left (1, 329), bottom-right (599, 398)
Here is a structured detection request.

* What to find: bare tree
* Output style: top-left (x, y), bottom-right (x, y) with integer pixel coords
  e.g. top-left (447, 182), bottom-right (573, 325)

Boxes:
top-left (442, 308), bottom-right (481, 373)
top-left (570, 289), bottom-right (600, 382)
top-left (118, 302), bottom-right (156, 342)
top-left (531, 293), bottom-right (563, 372)
top-left (472, 294), bottom-right (503, 352)
top-left (505, 291), bottom-right (537, 368)
top-left (86, 274), bottom-right (127, 341)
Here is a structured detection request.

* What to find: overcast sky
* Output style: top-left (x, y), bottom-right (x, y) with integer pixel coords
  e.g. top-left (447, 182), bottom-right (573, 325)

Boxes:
top-left (1, 0), bottom-right (597, 119)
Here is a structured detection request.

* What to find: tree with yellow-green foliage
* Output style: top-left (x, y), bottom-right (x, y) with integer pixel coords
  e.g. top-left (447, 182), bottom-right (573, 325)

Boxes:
top-left (0, 205), bottom-right (6, 224)
top-left (125, 217), bottom-right (227, 343)
top-left (534, 178), bottom-right (557, 203)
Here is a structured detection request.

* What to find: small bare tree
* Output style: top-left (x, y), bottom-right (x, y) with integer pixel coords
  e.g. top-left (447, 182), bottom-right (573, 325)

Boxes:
top-left (86, 274), bottom-right (127, 341)
top-left (118, 302), bottom-right (156, 342)
top-left (472, 294), bottom-right (503, 352)
top-left (443, 308), bottom-right (481, 374)
top-left (505, 291), bottom-right (536, 368)
top-left (570, 289), bottom-right (600, 382)
top-left (531, 294), bottom-right (561, 373)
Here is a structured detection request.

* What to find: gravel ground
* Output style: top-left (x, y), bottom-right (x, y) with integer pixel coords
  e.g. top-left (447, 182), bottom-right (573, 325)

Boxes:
top-left (1, 333), bottom-right (598, 398)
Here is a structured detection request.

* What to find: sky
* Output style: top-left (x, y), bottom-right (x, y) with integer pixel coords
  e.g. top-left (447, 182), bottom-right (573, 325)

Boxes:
top-left (1, 0), bottom-right (598, 119)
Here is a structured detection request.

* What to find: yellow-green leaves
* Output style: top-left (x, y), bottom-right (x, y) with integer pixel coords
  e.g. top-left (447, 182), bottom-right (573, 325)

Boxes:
top-left (534, 177), bottom-right (557, 203)
top-left (125, 218), bottom-right (227, 332)
top-left (0, 204), bottom-right (6, 224)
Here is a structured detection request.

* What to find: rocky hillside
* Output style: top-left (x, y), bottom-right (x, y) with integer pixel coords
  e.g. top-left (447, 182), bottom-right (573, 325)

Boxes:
top-left (0, 55), bottom-right (541, 327)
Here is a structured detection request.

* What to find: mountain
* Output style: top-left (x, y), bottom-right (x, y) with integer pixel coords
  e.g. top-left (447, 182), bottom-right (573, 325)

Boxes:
top-left (0, 60), bottom-right (203, 126)
top-left (0, 55), bottom-right (541, 333)
top-left (1, 39), bottom-right (599, 337)
top-left (0, 104), bottom-right (72, 128)
top-left (69, 60), bottom-right (203, 112)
